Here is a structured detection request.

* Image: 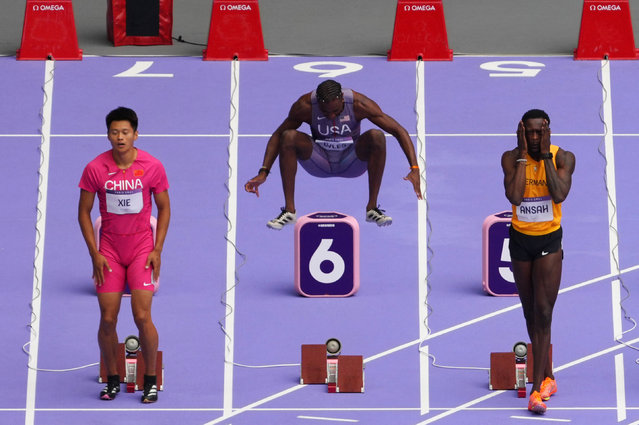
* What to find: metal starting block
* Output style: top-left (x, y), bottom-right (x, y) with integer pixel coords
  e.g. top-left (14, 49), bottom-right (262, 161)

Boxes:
top-left (300, 339), bottom-right (364, 393)
top-left (489, 342), bottom-right (528, 397)
top-left (99, 336), bottom-right (164, 392)
top-left (489, 342), bottom-right (552, 398)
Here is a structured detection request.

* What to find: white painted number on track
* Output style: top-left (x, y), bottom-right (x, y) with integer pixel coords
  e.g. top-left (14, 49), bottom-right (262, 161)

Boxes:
top-left (114, 61), bottom-right (174, 78)
top-left (480, 61), bottom-right (545, 78)
top-left (294, 61), bottom-right (363, 78)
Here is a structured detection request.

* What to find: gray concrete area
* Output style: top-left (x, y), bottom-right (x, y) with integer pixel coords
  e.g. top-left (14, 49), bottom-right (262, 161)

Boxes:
top-left (1, 0), bottom-right (639, 56)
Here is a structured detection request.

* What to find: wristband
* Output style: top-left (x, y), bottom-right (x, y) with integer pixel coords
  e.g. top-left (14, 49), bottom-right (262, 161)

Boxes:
top-left (540, 152), bottom-right (553, 160)
top-left (516, 158), bottom-right (527, 163)
top-left (410, 165), bottom-right (419, 170)
top-left (259, 166), bottom-right (270, 176)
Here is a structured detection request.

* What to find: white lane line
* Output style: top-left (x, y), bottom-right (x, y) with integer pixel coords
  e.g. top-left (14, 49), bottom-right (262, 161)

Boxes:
top-left (222, 59), bottom-right (240, 417)
top-left (416, 392), bottom-right (503, 424)
top-left (203, 385), bottom-right (306, 425)
top-left (600, 58), bottom-right (620, 278)
top-left (614, 353), bottom-right (626, 422)
top-left (25, 59), bottom-right (55, 425)
top-left (298, 416), bottom-right (359, 422)
top-left (599, 58), bottom-right (626, 423)
top-left (510, 416), bottom-right (571, 422)
top-left (612, 279), bottom-right (623, 340)
top-left (1, 132), bottom-right (625, 138)
top-left (3, 406), bottom-right (639, 413)
top-left (422, 133), bottom-right (604, 137)
top-left (415, 58), bottom-right (429, 416)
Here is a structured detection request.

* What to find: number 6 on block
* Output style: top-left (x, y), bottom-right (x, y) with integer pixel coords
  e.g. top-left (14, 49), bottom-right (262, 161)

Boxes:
top-left (295, 212), bottom-right (360, 297)
top-left (309, 239), bottom-right (345, 284)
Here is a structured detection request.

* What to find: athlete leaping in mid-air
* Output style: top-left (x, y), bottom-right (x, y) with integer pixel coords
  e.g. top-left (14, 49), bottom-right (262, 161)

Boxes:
top-left (245, 79), bottom-right (422, 229)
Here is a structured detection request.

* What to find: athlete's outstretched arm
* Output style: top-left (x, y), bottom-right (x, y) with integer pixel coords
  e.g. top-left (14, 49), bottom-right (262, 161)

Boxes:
top-left (353, 91), bottom-right (422, 199)
top-left (244, 94), bottom-right (309, 196)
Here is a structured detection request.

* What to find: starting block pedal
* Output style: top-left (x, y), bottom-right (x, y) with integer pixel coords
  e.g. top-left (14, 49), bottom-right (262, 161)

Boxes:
top-left (387, 0), bottom-right (453, 61)
top-left (99, 341), bottom-right (164, 391)
top-left (336, 355), bottom-right (364, 393)
top-left (300, 344), bottom-right (327, 384)
top-left (17, 0), bottom-right (82, 60)
top-left (300, 339), bottom-right (364, 393)
top-left (489, 342), bottom-right (528, 395)
top-left (489, 352), bottom-right (517, 390)
top-left (203, 0), bottom-right (268, 60)
top-left (574, 0), bottom-right (639, 59)
top-left (489, 342), bottom-right (552, 394)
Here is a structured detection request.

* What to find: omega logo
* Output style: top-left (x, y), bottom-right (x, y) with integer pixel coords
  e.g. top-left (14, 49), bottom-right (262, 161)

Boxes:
top-left (404, 4), bottom-right (436, 11)
top-left (590, 4), bottom-right (621, 11)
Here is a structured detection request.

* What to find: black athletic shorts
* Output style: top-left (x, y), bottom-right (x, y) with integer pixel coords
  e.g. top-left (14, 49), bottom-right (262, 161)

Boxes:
top-left (508, 226), bottom-right (563, 262)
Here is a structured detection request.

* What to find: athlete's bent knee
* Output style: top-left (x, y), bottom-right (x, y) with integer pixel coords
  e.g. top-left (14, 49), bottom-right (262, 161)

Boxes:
top-left (280, 130), bottom-right (299, 150)
top-left (367, 129), bottom-right (386, 147)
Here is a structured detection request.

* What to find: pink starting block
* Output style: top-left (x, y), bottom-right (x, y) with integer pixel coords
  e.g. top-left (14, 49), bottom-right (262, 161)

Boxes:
top-left (482, 211), bottom-right (517, 296)
top-left (294, 212), bottom-right (359, 297)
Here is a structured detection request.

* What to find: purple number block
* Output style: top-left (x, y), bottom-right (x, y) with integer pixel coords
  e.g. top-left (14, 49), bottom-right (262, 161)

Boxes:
top-left (482, 211), bottom-right (517, 296)
top-left (295, 212), bottom-right (360, 297)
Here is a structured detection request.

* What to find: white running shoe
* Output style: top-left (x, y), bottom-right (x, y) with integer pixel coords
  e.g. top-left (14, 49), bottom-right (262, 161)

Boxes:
top-left (366, 207), bottom-right (392, 227)
top-left (267, 208), bottom-right (297, 230)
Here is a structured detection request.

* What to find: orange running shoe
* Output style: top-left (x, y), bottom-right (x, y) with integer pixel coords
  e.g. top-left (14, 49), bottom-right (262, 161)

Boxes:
top-left (528, 391), bottom-right (547, 414)
top-left (540, 377), bottom-right (557, 401)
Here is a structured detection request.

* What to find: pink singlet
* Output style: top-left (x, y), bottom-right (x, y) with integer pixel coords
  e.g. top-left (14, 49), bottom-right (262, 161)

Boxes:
top-left (79, 149), bottom-right (169, 293)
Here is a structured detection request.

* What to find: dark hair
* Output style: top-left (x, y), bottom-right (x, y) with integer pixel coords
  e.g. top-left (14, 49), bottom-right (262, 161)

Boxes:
top-left (316, 80), bottom-right (343, 103)
top-left (106, 107), bottom-right (138, 131)
top-left (521, 109), bottom-right (550, 125)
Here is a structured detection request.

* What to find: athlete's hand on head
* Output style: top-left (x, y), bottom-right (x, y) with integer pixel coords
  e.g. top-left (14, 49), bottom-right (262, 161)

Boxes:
top-left (516, 120), bottom-right (528, 156)
top-left (403, 168), bottom-right (423, 200)
top-left (145, 249), bottom-right (162, 282)
top-left (540, 119), bottom-right (551, 154)
top-left (244, 174), bottom-right (267, 197)
top-left (92, 253), bottom-right (111, 286)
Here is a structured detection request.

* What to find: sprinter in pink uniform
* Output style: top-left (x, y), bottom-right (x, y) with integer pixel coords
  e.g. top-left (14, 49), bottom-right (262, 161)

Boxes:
top-left (78, 107), bottom-right (170, 403)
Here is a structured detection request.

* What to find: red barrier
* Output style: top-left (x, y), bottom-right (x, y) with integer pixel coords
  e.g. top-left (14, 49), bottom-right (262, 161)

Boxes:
top-left (574, 0), bottom-right (638, 60)
top-left (107, 0), bottom-right (173, 46)
top-left (203, 0), bottom-right (268, 61)
top-left (387, 0), bottom-right (452, 61)
top-left (17, 0), bottom-right (82, 60)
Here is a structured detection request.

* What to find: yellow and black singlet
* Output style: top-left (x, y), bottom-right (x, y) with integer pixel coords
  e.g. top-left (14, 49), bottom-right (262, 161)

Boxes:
top-left (511, 145), bottom-right (562, 236)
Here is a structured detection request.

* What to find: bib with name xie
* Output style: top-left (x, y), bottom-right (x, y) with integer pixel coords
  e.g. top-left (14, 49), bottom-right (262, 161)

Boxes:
top-left (105, 176), bottom-right (144, 214)
top-left (106, 189), bottom-right (142, 214)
